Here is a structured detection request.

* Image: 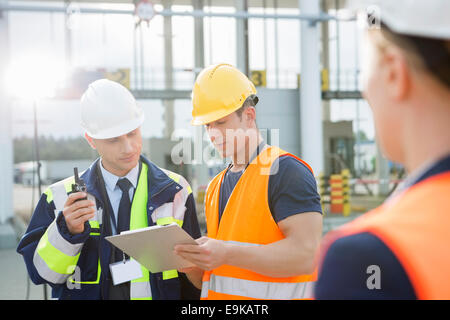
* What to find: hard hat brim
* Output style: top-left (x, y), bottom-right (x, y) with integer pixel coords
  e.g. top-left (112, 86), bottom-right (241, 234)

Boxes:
top-left (190, 102), bottom-right (244, 126)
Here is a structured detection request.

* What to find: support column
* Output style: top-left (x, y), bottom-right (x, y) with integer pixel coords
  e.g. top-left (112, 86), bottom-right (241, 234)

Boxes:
top-left (163, 0), bottom-right (174, 138)
top-left (64, 0), bottom-right (73, 69)
top-left (0, 1), bottom-right (14, 224)
top-left (320, 0), bottom-right (330, 121)
top-left (274, 0), bottom-right (279, 88)
top-left (376, 142), bottom-right (390, 196)
top-left (193, 0), bottom-right (205, 75)
top-left (235, 0), bottom-right (249, 75)
top-left (299, 0), bottom-right (324, 175)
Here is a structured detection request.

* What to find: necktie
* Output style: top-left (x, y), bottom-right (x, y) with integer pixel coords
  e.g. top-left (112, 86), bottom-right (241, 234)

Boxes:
top-left (115, 178), bottom-right (133, 261)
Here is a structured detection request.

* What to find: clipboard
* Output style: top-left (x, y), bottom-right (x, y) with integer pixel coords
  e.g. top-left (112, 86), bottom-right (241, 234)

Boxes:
top-left (105, 223), bottom-right (198, 273)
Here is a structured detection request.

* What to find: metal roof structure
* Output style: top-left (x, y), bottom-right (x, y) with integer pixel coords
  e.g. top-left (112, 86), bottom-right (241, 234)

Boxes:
top-left (4, 0), bottom-right (349, 10)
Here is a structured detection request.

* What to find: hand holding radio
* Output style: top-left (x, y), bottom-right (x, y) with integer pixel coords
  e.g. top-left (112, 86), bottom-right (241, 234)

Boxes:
top-left (62, 168), bottom-right (96, 235)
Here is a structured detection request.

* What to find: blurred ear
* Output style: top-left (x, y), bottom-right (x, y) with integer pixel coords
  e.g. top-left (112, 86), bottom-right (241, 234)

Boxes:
top-left (244, 106), bottom-right (257, 127)
top-left (382, 46), bottom-right (411, 101)
top-left (84, 133), bottom-right (96, 150)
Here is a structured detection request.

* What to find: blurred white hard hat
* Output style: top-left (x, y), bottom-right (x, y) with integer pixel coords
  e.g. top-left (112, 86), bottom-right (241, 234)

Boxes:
top-left (80, 79), bottom-right (145, 139)
top-left (349, 0), bottom-right (450, 39)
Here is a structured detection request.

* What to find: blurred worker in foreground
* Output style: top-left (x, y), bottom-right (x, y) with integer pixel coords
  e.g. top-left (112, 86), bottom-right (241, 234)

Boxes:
top-left (315, 0), bottom-right (450, 299)
top-left (17, 79), bottom-right (201, 300)
top-left (174, 63), bottom-right (323, 299)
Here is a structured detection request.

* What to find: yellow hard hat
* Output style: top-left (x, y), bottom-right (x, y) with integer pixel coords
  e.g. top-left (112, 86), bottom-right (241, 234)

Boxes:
top-left (191, 63), bottom-right (257, 126)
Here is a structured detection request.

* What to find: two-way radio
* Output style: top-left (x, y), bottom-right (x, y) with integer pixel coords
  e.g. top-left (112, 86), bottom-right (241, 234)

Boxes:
top-left (71, 167), bottom-right (87, 201)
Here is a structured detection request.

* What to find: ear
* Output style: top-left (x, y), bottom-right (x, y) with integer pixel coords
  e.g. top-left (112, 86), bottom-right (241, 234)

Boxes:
top-left (244, 106), bottom-right (257, 126)
top-left (383, 46), bottom-right (411, 101)
top-left (84, 133), bottom-right (96, 150)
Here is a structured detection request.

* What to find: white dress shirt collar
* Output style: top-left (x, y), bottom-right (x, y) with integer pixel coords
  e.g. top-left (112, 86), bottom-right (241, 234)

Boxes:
top-left (99, 159), bottom-right (139, 192)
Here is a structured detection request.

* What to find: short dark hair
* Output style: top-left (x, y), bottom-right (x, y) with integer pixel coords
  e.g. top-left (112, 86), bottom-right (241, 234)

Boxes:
top-left (379, 22), bottom-right (450, 88)
top-left (235, 94), bottom-right (259, 119)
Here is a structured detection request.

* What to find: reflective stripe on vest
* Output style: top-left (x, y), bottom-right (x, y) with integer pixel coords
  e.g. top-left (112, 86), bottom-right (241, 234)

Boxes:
top-left (201, 274), bottom-right (315, 300)
top-left (129, 162), bottom-right (152, 300)
top-left (155, 170), bottom-right (192, 282)
top-left (44, 174), bottom-right (102, 232)
top-left (68, 259), bottom-right (101, 285)
top-left (34, 220), bottom-right (82, 284)
top-left (129, 166), bottom-right (190, 298)
top-left (319, 172), bottom-right (450, 300)
top-left (153, 169), bottom-right (192, 227)
top-left (202, 146), bottom-right (317, 300)
top-left (35, 173), bottom-right (101, 285)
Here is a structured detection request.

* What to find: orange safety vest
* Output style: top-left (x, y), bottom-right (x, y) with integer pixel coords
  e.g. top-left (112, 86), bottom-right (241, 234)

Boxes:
top-left (201, 145), bottom-right (318, 300)
top-left (318, 172), bottom-right (450, 299)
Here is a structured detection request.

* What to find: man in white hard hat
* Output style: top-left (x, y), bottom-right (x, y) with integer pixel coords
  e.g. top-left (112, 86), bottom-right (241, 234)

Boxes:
top-left (17, 79), bottom-right (202, 300)
top-left (315, 0), bottom-right (450, 299)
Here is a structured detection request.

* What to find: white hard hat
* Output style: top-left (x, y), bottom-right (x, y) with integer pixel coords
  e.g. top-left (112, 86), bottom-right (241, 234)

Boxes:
top-left (350, 0), bottom-right (450, 39)
top-left (80, 79), bottom-right (145, 139)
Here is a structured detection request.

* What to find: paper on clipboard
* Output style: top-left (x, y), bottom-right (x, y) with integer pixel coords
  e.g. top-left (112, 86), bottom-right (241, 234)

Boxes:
top-left (105, 223), bottom-right (198, 273)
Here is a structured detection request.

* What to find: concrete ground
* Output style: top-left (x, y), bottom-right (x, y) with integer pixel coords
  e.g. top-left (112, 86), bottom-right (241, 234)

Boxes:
top-left (0, 212), bottom-right (49, 300)
top-left (14, 184), bottom-right (48, 224)
top-left (0, 248), bottom-right (47, 300)
top-left (322, 194), bottom-right (385, 234)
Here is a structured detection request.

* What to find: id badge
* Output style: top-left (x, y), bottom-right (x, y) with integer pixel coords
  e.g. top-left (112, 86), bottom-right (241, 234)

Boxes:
top-left (109, 259), bottom-right (143, 285)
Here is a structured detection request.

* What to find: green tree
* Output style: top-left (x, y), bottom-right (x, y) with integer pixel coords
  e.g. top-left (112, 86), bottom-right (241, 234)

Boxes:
top-left (354, 130), bottom-right (369, 142)
top-left (14, 136), bottom-right (97, 163)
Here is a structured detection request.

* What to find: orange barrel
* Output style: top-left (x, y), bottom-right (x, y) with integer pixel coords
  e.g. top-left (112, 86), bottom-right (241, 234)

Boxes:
top-left (341, 169), bottom-right (351, 216)
top-left (330, 174), bottom-right (343, 214)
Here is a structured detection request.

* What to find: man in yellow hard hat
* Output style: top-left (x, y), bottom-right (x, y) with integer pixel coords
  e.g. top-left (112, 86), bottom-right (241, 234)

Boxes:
top-left (315, 0), bottom-right (450, 299)
top-left (175, 63), bottom-right (323, 299)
